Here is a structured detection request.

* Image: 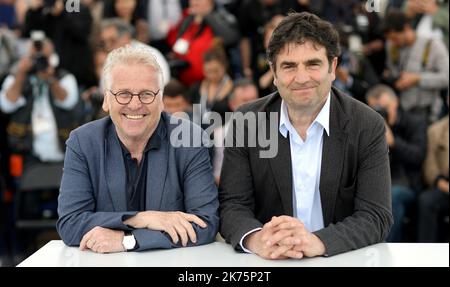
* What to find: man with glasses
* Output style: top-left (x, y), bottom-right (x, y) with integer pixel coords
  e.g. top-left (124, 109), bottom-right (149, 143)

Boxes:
top-left (57, 45), bottom-right (219, 253)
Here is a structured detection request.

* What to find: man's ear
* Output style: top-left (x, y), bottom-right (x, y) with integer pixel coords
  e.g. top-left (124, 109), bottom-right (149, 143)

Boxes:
top-left (331, 57), bottom-right (338, 73)
top-left (270, 62), bottom-right (278, 86)
top-left (329, 57), bottom-right (338, 81)
top-left (102, 92), bottom-right (109, 113)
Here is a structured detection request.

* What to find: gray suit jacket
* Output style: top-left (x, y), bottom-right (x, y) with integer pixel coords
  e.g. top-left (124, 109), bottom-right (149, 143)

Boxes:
top-left (219, 87), bottom-right (393, 256)
top-left (57, 113), bottom-right (219, 251)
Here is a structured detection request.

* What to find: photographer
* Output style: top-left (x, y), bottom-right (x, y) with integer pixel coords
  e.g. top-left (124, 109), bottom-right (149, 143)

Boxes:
top-left (366, 84), bottom-right (427, 242)
top-left (0, 36), bottom-right (79, 168)
top-left (381, 10), bottom-right (449, 123)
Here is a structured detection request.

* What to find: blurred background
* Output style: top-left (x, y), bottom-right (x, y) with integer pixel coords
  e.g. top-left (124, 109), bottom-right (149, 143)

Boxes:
top-left (0, 0), bottom-right (448, 266)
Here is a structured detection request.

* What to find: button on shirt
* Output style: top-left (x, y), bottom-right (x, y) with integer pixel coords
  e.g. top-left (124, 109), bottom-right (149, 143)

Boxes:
top-left (239, 93), bottom-right (330, 253)
top-left (119, 124), bottom-right (162, 212)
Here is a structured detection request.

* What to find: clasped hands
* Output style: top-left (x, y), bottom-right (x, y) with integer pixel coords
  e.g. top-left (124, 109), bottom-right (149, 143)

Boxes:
top-left (244, 216), bottom-right (326, 260)
top-left (79, 211), bottom-right (206, 253)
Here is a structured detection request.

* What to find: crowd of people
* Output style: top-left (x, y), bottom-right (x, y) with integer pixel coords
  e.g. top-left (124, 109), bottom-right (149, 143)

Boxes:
top-left (0, 0), bottom-right (448, 265)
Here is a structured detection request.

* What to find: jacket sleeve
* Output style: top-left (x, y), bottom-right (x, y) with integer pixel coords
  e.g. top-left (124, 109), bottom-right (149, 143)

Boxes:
top-left (218, 114), bottom-right (264, 251)
top-left (419, 40), bottom-right (449, 90)
top-left (391, 116), bottom-right (427, 168)
top-left (133, 144), bottom-right (219, 251)
top-left (56, 131), bottom-right (138, 246)
top-left (314, 115), bottom-right (394, 256)
top-left (423, 124), bottom-right (441, 187)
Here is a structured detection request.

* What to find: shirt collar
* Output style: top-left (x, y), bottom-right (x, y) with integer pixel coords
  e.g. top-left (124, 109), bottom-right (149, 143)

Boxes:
top-left (118, 119), bottom-right (163, 157)
top-left (279, 93), bottom-right (331, 138)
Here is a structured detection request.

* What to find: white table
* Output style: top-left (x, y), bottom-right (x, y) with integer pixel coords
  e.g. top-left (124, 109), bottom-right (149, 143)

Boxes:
top-left (17, 241), bottom-right (449, 267)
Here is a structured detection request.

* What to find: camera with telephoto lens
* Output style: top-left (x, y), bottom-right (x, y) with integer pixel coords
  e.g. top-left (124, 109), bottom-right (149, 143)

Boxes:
top-left (373, 105), bottom-right (388, 121)
top-left (30, 31), bottom-right (49, 74)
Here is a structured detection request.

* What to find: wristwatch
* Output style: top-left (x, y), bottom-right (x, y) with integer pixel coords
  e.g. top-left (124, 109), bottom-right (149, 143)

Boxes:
top-left (122, 232), bottom-right (137, 251)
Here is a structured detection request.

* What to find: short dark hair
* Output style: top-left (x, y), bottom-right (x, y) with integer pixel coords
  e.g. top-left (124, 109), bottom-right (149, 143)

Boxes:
top-left (163, 78), bottom-right (190, 103)
top-left (381, 10), bottom-right (410, 34)
top-left (267, 12), bottom-right (340, 71)
top-left (230, 78), bottom-right (258, 101)
top-left (203, 43), bottom-right (229, 68)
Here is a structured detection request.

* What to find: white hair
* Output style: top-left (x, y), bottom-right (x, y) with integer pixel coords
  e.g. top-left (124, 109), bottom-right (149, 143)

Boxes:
top-left (102, 44), bottom-right (164, 93)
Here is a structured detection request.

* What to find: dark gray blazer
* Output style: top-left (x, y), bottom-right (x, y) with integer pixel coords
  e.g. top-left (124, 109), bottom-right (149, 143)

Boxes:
top-left (219, 87), bottom-right (393, 256)
top-left (57, 113), bottom-right (219, 251)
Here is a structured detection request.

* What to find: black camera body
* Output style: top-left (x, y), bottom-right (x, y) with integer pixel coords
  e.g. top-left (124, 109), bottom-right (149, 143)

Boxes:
top-left (374, 106), bottom-right (389, 121)
top-left (30, 54), bottom-right (49, 74)
top-left (382, 75), bottom-right (399, 89)
top-left (30, 32), bottom-right (49, 74)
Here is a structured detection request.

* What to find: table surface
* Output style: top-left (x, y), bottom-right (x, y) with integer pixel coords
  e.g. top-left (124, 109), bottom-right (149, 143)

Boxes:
top-left (17, 241), bottom-right (449, 267)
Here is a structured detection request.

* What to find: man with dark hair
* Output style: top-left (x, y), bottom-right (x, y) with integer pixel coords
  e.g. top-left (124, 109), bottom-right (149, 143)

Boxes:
top-left (219, 12), bottom-right (393, 259)
top-left (163, 78), bottom-right (191, 116)
top-left (381, 10), bottom-right (448, 123)
top-left (366, 84), bottom-right (427, 242)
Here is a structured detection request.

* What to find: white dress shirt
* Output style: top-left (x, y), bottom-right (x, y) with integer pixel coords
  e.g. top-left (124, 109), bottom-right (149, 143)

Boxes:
top-left (240, 93), bottom-right (330, 253)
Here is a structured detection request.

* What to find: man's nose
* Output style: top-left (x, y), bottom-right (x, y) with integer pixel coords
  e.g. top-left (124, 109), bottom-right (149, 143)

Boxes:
top-left (294, 67), bottom-right (310, 84)
top-left (127, 95), bottom-right (143, 109)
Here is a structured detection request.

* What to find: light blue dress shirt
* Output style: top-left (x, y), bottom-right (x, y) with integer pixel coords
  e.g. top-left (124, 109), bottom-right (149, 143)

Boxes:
top-left (240, 93), bottom-right (331, 252)
top-left (279, 95), bottom-right (330, 232)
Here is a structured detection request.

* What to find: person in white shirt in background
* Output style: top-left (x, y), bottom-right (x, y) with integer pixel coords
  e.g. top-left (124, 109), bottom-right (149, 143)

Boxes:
top-left (0, 36), bottom-right (78, 166)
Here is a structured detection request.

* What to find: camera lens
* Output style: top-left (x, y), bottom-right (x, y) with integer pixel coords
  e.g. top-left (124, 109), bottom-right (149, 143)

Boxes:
top-left (34, 40), bottom-right (43, 52)
top-left (32, 54), bottom-right (49, 73)
top-left (374, 106), bottom-right (388, 121)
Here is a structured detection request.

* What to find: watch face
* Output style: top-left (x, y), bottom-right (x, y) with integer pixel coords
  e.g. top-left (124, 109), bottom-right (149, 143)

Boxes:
top-left (123, 235), bottom-right (136, 250)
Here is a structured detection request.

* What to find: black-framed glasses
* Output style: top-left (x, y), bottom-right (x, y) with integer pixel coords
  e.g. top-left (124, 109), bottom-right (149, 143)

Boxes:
top-left (109, 89), bottom-right (160, 105)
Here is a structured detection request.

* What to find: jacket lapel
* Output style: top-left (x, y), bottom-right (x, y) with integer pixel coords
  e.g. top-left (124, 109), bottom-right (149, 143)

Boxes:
top-left (269, 134), bottom-right (294, 216)
top-left (266, 96), bottom-right (294, 216)
top-left (319, 89), bottom-right (349, 226)
top-left (104, 123), bottom-right (127, 211)
top-left (145, 118), bottom-right (169, 210)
